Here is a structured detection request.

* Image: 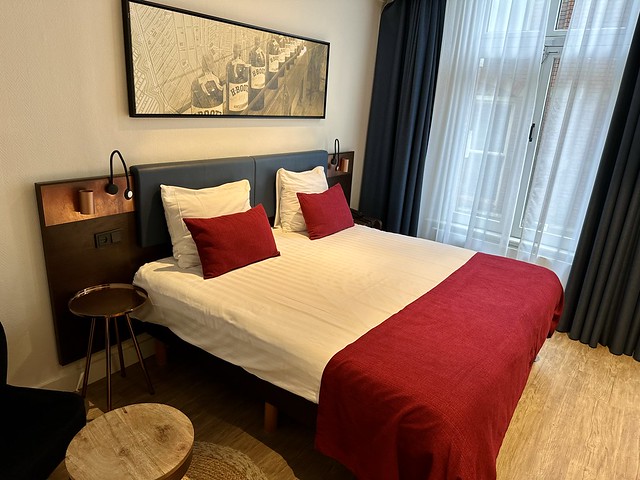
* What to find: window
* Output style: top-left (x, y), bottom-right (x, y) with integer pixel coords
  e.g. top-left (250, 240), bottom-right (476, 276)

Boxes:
top-left (419, 0), bottom-right (639, 281)
top-left (511, 0), bottom-right (568, 241)
top-left (515, 0), bottom-right (635, 250)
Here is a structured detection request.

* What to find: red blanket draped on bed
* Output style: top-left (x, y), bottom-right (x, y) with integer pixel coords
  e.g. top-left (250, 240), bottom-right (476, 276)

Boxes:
top-left (315, 253), bottom-right (564, 480)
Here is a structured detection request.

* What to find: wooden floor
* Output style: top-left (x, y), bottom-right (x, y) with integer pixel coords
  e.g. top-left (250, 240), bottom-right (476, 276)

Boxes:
top-left (497, 333), bottom-right (640, 480)
top-left (82, 333), bottom-right (640, 480)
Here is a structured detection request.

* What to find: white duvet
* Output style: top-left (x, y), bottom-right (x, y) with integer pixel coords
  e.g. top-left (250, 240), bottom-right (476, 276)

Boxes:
top-left (133, 225), bottom-right (475, 403)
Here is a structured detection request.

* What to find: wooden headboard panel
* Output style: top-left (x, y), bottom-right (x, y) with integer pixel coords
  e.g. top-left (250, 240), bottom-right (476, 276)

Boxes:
top-left (35, 176), bottom-right (169, 365)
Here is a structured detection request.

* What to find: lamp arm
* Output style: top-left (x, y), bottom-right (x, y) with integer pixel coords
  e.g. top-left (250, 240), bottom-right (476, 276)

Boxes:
top-left (106, 150), bottom-right (133, 199)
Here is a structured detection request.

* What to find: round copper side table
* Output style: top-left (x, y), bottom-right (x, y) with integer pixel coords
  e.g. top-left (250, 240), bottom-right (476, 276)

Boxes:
top-left (68, 283), bottom-right (154, 411)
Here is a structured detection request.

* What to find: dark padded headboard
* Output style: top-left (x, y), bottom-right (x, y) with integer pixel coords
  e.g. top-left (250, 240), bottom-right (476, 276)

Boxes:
top-left (131, 150), bottom-right (327, 248)
top-left (254, 150), bottom-right (328, 220)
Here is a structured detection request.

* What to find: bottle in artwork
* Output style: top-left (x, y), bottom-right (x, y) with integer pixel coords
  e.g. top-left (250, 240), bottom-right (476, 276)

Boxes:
top-left (278, 35), bottom-right (286, 78)
top-left (282, 83), bottom-right (291, 116)
top-left (248, 37), bottom-right (266, 111)
top-left (226, 43), bottom-right (249, 114)
top-left (191, 52), bottom-right (224, 115)
top-left (267, 37), bottom-right (280, 90)
top-left (284, 36), bottom-right (292, 70)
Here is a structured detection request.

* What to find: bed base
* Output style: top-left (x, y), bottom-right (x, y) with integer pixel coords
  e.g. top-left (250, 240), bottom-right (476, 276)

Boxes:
top-left (154, 338), bottom-right (280, 430)
top-left (154, 339), bottom-right (168, 367)
top-left (147, 323), bottom-right (316, 431)
top-left (264, 402), bottom-right (279, 433)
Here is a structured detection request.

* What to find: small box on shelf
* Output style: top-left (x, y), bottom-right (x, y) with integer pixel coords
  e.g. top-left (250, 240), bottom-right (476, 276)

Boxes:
top-left (327, 151), bottom-right (353, 176)
top-left (336, 157), bottom-right (349, 173)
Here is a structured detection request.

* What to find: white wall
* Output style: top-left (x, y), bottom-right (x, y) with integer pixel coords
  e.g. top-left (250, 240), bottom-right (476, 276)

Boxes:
top-left (0, 0), bottom-right (381, 389)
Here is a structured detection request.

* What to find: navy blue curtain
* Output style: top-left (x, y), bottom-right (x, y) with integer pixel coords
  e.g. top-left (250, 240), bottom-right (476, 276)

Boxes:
top-left (358, 0), bottom-right (446, 235)
top-left (558, 19), bottom-right (640, 361)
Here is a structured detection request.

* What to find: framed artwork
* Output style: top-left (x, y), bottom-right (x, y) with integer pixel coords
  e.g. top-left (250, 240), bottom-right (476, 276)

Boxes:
top-left (121, 0), bottom-right (330, 118)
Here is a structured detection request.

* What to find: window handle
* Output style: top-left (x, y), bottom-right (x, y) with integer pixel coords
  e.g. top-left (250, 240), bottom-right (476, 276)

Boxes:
top-left (528, 123), bottom-right (536, 142)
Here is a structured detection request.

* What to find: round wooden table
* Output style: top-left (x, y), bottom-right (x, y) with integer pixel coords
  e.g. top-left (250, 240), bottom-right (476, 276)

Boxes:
top-left (65, 403), bottom-right (194, 480)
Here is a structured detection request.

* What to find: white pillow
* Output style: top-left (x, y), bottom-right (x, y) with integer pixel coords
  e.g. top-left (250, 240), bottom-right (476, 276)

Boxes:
top-left (161, 180), bottom-right (251, 268)
top-left (275, 166), bottom-right (328, 232)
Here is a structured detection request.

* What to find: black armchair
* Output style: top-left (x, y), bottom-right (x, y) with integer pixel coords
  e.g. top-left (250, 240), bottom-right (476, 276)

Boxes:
top-left (0, 322), bottom-right (86, 479)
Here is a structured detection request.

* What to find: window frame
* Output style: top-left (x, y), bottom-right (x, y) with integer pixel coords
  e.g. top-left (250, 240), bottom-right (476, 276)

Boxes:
top-left (509, 0), bottom-right (568, 241)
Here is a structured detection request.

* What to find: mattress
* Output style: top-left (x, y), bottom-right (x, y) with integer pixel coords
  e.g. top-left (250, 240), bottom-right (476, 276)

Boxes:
top-left (133, 224), bottom-right (475, 402)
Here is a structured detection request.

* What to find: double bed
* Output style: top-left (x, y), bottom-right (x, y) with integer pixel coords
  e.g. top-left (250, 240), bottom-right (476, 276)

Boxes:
top-left (130, 150), bottom-right (564, 479)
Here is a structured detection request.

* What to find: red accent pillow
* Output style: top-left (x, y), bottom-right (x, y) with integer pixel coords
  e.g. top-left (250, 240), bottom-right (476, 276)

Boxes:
top-left (297, 184), bottom-right (354, 240)
top-left (183, 204), bottom-right (280, 279)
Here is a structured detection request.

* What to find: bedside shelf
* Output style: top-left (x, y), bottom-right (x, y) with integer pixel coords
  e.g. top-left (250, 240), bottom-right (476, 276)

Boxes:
top-left (327, 151), bottom-right (354, 203)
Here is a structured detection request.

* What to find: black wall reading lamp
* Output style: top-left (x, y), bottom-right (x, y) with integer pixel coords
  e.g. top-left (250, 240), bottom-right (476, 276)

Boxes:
top-left (330, 138), bottom-right (340, 169)
top-left (106, 149), bottom-right (133, 200)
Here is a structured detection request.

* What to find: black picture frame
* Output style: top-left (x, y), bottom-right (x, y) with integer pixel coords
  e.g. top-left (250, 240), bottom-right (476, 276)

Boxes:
top-left (121, 0), bottom-right (330, 118)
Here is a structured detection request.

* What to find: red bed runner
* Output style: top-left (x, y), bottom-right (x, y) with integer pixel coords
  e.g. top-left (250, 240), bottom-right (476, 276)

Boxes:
top-left (315, 253), bottom-right (564, 480)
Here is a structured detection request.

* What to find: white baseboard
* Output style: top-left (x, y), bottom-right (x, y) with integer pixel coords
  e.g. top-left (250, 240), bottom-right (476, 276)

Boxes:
top-left (42, 333), bottom-right (156, 392)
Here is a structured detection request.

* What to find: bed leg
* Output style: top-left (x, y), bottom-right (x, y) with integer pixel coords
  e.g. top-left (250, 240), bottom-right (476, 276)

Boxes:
top-left (264, 402), bottom-right (278, 433)
top-left (155, 339), bottom-right (168, 367)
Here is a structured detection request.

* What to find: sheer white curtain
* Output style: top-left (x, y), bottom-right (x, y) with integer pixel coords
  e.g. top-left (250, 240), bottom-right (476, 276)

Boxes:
top-left (418, 0), bottom-right (549, 254)
top-left (419, 0), bottom-right (640, 284)
top-left (516, 0), bottom-right (640, 282)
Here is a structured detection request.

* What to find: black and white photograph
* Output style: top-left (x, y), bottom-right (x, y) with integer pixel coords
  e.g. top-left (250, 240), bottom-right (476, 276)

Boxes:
top-left (122, 0), bottom-right (329, 118)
